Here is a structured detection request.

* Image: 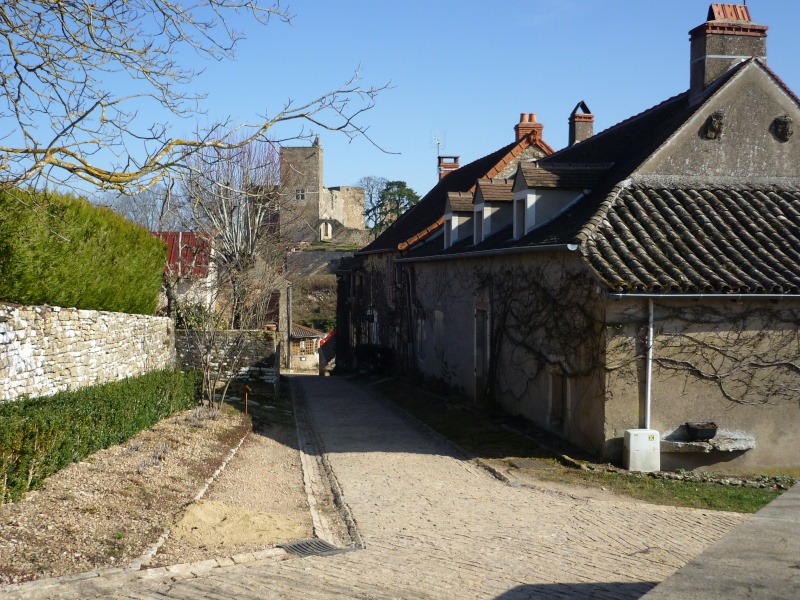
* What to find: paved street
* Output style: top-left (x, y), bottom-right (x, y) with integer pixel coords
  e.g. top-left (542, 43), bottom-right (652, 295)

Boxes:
top-left (6, 375), bottom-right (747, 599)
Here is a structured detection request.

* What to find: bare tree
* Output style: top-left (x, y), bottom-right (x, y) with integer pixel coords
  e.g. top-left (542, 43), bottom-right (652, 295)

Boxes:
top-left (174, 138), bottom-right (287, 406)
top-left (182, 136), bottom-right (287, 329)
top-left (0, 1), bottom-right (386, 197)
top-left (104, 184), bottom-right (187, 232)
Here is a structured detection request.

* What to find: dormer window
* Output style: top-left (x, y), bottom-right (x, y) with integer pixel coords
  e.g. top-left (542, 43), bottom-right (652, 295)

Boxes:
top-left (473, 178), bottom-right (514, 244)
top-left (444, 191), bottom-right (474, 249)
top-left (512, 162), bottom-right (607, 237)
top-left (513, 194), bottom-right (526, 239)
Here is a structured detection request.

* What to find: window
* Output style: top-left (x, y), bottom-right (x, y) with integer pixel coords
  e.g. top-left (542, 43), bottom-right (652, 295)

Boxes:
top-left (434, 309), bottom-right (444, 353)
top-left (295, 189), bottom-right (305, 201)
top-left (514, 197), bottom-right (525, 238)
top-left (475, 306), bottom-right (489, 401)
top-left (474, 207), bottom-right (484, 244)
top-left (550, 369), bottom-right (568, 430)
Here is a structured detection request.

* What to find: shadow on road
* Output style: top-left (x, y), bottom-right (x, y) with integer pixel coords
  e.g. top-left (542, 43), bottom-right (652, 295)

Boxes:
top-left (494, 581), bottom-right (657, 599)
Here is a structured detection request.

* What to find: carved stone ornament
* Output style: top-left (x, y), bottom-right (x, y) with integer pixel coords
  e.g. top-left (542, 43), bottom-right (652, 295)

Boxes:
top-left (703, 110), bottom-right (725, 140)
top-left (773, 115), bottom-right (794, 142)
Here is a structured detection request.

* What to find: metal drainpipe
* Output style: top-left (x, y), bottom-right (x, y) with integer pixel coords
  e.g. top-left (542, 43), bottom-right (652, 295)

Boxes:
top-left (645, 298), bottom-right (654, 429)
top-left (287, 283), bottom-right (293, 372)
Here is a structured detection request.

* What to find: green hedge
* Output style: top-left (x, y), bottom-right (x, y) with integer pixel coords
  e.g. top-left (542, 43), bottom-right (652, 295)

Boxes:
top-left (0, 369), bottom-right (200, 503)
top-left (0, 189), bottom-right (166, 314)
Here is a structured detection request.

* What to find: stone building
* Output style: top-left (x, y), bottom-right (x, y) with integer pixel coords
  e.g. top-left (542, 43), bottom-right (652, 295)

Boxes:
top-left (280, 137), bottom-right (369, 246)
top-left (338, 4), bottom-right (800, 472)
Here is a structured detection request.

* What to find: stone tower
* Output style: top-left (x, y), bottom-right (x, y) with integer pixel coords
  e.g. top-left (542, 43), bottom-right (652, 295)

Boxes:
top-left (279, 138), bottom-right (367, 245)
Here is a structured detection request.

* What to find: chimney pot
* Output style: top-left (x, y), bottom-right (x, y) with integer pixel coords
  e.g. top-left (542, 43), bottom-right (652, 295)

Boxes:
top-left (514, 112), bottom-right (544, 142)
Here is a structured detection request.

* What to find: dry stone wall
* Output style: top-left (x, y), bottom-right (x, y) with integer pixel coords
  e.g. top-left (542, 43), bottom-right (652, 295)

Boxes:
top-left (0, 304), bottom-right (175, 403)
top-left (175, 330), bottom-right (277, 382)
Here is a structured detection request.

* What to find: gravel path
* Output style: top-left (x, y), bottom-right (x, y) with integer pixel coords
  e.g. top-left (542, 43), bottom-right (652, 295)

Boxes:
top-left (148, 418), bottom-right (313, 567)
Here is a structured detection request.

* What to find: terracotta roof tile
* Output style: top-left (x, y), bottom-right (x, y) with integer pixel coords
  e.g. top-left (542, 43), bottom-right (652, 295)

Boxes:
top-left (582, 184), bottom-right (800, 294)
top-left (358, 131), bottom-right (553, 255)
top-left (291, 323), bottom-right (325, 338)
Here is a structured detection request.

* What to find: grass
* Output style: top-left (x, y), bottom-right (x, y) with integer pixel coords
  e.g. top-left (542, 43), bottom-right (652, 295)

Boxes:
top-left (533, 469), bottom-right (781, 512)
top-left (370, 377), bottom-right (785, 513)
top-left (224, 377), bottom-right (296, 429)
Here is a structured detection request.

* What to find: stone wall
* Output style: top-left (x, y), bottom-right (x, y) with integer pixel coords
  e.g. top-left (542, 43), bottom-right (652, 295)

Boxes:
top-left (175, 330), bottom-right (277, 382)
top-left (0, 304), bottom-right (175, 403)
top-left (287, 249), bottom-right (358, 277)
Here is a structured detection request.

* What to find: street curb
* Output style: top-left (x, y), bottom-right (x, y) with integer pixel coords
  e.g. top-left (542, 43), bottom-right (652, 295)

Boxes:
top-left (289, 375), bottom-right (364, 550)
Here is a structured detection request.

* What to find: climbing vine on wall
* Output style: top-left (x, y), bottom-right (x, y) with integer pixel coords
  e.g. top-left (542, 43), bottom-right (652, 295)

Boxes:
top-left (407, 256), bottom-right (800, 408)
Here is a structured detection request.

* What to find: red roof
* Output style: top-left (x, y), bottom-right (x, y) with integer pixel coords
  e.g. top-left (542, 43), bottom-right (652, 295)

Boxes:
top-left (151, 231), bottom-right (210, 278)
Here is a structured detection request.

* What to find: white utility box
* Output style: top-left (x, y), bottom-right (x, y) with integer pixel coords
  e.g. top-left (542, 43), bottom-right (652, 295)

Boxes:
top-left (623, 429), bottom-right (660, 472)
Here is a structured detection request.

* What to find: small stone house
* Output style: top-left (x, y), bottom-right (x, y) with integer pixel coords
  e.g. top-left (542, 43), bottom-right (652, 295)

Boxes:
top-left (336, 113), bottom-right (556, 371)
top-left (339, 4), bottom-right (800, 472)
top-left (289, 323), bottom-right (325, 371)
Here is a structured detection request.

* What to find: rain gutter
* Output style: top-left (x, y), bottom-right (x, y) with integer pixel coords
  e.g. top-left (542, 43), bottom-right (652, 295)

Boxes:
top-left (395, 243), bottom-right (579, 264)
top-left (608, 293), bottom-right (800, 300)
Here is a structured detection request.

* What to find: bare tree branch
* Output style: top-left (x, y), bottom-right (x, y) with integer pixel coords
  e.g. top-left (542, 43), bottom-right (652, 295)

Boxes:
top-left (0, 1), bottom-right (389, 195)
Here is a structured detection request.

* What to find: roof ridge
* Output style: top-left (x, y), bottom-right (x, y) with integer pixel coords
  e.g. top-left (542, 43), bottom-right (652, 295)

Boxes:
top-left (541, 92), bottom-right (689, 165)
top-left (756, 58), bottom-right (800, 107)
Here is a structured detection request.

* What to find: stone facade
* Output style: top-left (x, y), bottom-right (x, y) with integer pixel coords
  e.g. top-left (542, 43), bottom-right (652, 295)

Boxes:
top-left (0, 304), bottom-right (175, 403)
top-left (280, 139), bottom-right (369, 245)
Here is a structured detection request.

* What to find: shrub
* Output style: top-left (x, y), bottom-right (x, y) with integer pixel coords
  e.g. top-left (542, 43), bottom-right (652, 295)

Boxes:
top-left (0, 369), bottom-right (200, 503)
top-left (0, 189), bottom-right (166, 314)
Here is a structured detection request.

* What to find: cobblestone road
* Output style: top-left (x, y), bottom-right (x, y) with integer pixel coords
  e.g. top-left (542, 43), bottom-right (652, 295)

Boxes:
top-left (6, 375), bottom-right (747, 599)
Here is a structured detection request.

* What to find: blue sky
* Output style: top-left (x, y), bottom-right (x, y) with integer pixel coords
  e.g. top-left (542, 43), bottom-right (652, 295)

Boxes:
top-left (181, 0), bottom-right (800, 198)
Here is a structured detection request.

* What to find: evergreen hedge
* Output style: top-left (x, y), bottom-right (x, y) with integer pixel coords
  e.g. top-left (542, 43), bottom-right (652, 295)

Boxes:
top-left (0, 369), bottom-right (200, 503)
top-left (0, 189), bottom-right (166, 314)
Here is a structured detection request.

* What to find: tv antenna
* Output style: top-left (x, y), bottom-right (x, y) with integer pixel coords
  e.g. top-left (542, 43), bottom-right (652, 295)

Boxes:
top-left (431, 131), bottom-right (446, 156)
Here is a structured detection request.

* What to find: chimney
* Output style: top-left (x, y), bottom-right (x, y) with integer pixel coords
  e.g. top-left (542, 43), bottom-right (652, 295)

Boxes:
top-left (689, 4), bottom-right (767, 99)
top-left (438, 155), bottom-right (460, 180)
top-left (514, 113), bottom-right (544, 142)
top-left (568, 101), bottom-right (594, 146)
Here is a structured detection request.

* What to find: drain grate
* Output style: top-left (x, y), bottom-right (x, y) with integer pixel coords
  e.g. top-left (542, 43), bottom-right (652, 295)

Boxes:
top-left (510, 458), bottom-right (557, 470)
top-left (278, 538), bottom-right (351, 557)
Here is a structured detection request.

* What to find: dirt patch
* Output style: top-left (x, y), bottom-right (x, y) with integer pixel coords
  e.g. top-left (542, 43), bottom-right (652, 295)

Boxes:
top-left (171, 500), bottom-right (308, 547)
top-left (149, 415), bottom-right (313, 566)
top-left (0, 397), bottom-right (313, 585)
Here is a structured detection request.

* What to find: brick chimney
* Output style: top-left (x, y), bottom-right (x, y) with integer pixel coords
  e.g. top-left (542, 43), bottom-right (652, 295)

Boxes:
top-left (438, 155), bottom-right (460, 180)
top-left (689, 4), bottom-right (767, 99)
top-left (568, 101), bottom-right (594, 146)
top-left (514, 113), bottom-right (544, 142)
